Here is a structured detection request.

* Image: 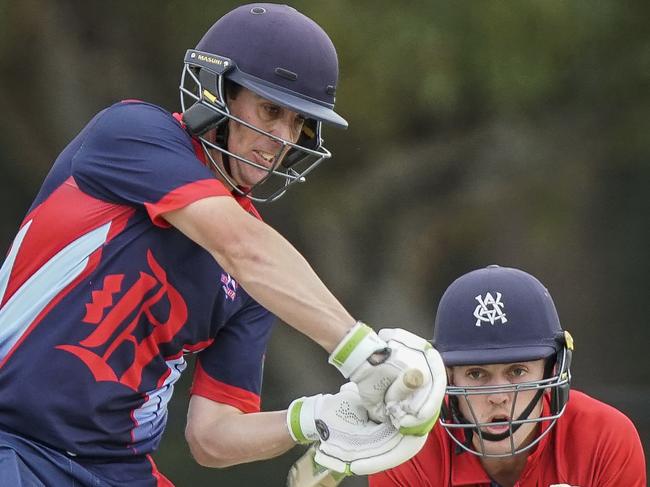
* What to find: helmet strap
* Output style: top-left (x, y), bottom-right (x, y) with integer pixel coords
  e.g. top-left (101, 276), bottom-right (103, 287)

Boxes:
top-left (214, 122), bottom-right (233, 178)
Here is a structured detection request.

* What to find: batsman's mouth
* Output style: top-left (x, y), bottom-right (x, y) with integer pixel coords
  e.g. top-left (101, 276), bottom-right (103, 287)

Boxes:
top-left (253, 149), bottom-right (276, 166)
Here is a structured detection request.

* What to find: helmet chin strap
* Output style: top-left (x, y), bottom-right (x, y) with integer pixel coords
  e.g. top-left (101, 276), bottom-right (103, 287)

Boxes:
top-left (214, 122), bottom-right (233, 179)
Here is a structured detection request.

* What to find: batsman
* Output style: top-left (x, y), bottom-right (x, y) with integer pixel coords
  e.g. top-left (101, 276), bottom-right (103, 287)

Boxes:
top-left (0, 4), bottom-right (445, 486)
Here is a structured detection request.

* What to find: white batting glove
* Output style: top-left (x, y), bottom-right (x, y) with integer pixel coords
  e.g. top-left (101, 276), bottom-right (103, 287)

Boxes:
top-left (286, 383), bottom-right (427, 476)
top-left (380, 328), bottom-right (447, 435)
top-left (328, 322), bottom-right (390, 418)
top-left (328, 322), bottom-right (446, 435)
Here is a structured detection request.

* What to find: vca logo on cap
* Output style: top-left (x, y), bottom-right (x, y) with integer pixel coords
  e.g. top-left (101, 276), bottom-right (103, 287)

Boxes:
top-left (473, 292), bottom-right (508, 327)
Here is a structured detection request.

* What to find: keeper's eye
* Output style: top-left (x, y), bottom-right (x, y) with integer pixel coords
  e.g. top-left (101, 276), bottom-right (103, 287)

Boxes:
top-left (465, 368), bottom-right (486, 381)
top-left (507, 365), bottom-right (529, 380)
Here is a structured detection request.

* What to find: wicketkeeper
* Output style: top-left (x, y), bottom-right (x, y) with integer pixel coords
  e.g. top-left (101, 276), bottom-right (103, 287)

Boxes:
top-left (369, 265), bottom-right (646, 486)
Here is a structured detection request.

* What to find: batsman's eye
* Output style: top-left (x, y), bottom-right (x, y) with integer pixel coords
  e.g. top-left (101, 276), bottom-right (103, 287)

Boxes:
top-left (262, 103), bottom-right (280, 118)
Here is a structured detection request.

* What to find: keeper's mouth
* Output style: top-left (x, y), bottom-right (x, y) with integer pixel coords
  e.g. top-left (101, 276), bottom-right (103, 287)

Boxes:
top-left (483, 415), bottom-right (511, 435)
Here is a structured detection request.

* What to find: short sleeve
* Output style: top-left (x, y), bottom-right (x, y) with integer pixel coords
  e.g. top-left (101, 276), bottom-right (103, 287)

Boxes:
top-left (190, 301), bottom-right (276, 413)
top-left (71, 101), bottom-right (231, 227)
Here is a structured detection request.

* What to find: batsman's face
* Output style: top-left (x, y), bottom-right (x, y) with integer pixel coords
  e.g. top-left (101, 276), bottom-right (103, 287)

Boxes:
top-left (451, 359), bottom-right (546, 456)
top-left (221, 87), bottom-right (305, 188)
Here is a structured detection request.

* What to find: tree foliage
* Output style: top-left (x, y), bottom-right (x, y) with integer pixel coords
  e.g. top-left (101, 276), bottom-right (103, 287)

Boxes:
top-left (0, 1), bottom-right (647, 485)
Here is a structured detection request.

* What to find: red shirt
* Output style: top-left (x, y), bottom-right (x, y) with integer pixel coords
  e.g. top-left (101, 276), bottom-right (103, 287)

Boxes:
top-left (369, 390), bottom-right (646, 487)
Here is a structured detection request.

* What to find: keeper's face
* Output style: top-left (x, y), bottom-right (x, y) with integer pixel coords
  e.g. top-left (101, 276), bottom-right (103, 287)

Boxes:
top-left (450, 359), bottom-right (546, 456)
top-left (223, 87), bottom-right (305, 188)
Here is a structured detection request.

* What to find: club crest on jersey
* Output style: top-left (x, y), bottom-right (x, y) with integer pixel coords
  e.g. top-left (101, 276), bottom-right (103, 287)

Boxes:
top-left (56, 250), bottom-right (188, 391)
top-left (473, 292), bottom-right (507, 326)
top-left (221, 272), bottom-right (237, 301)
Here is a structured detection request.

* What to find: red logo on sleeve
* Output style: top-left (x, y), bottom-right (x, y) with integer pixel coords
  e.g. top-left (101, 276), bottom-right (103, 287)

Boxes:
top-left (220, 272), bottom-right (238, 301)
top-left (56, 250), bottom-right (188, 391)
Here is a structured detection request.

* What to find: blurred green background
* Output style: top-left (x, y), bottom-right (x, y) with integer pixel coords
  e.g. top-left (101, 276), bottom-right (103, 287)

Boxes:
top-left (0, 1), bottom-right (648, 485)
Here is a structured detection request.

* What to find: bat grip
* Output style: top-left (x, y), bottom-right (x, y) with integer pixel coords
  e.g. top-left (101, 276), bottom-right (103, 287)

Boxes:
top-left (385, 368), bottom-right (425, 403)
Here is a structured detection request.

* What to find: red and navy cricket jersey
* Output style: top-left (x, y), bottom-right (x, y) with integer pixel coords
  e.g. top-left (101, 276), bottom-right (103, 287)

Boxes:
top-left (0, 101), bottom-right (276, 459)
top-left (369, 390), bottom-right (646, 486)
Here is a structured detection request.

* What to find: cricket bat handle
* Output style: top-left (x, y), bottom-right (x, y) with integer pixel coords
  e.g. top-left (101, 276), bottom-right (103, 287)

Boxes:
top-left (385, 367), bottom-right (426, 404)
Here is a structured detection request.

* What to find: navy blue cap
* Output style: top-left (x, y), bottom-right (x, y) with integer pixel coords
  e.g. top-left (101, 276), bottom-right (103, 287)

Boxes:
top-left (432, 265), bottom-right (563, 366)
top-left (196, 3), bottom-right (347, 128)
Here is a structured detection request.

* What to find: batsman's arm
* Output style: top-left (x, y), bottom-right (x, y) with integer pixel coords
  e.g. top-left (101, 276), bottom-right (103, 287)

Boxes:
top-left (164, 196), bottom-right (355, 352)
top-left (166, 197), bottom-right (444, 431)
top-left (185, 395), bottom-right (295, 467)
top-left (184, 375), bottom-right (423, 469)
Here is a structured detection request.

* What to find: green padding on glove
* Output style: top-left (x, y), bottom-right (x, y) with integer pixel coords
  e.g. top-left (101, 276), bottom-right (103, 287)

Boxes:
top-left (329, 324), bottom-right (373, 367)
top-left (399, 411), bottom-right (440, 437)
top-left (328, 322), bottom-right (387, 378)
top-left (288, 399), bottom-right (311, 444)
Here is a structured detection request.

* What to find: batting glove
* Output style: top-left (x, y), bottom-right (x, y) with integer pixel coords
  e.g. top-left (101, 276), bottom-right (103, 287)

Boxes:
top-left (287, 383), bottom-right (427, 476)
top-left (328, 322), bottom-right (446, 435)
top-left (379, 328), bottom-right (447, 435)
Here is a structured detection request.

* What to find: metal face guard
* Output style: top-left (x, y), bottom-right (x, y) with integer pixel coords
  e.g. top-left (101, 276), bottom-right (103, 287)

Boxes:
top-left (180, 59), bottom-right (331, 203)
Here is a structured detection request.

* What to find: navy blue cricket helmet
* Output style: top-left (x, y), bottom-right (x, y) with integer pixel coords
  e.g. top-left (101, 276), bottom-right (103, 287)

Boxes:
top-left (432, 265), bottom-right (574, 457)
top-left (179, 3), bottom-right (347, 202)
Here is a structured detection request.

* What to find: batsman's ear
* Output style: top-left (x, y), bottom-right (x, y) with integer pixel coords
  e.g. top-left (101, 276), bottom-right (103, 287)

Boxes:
top-left (182, 102), bottom-right (227, 136)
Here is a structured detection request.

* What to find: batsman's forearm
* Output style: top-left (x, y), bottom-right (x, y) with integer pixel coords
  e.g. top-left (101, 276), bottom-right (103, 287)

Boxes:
top-left (165, 197), bottom-right (355, 353)
top-left (187, 409), bottom-right (295, 468)
top-left (217, 220), bottom-right (355, 352)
